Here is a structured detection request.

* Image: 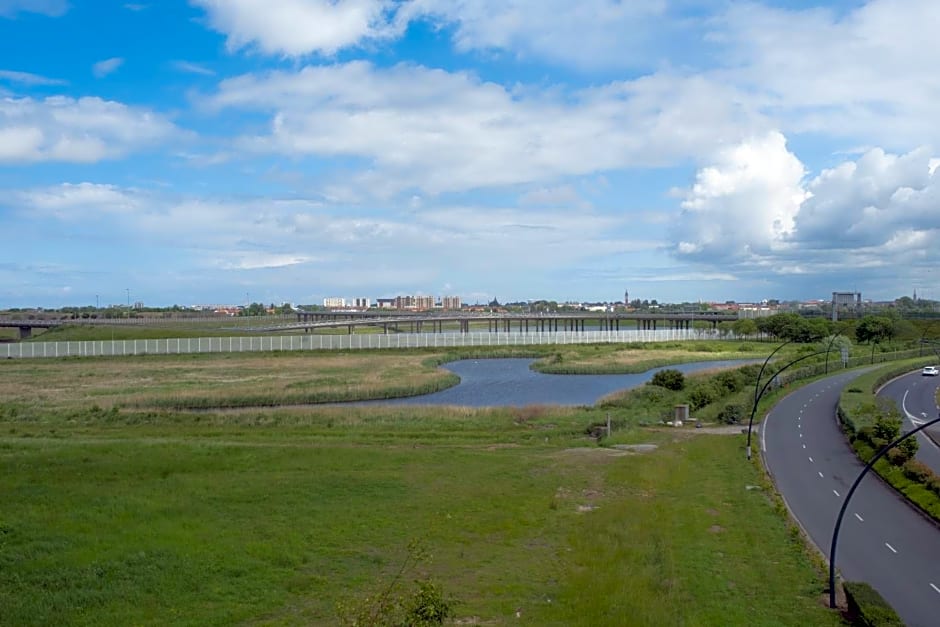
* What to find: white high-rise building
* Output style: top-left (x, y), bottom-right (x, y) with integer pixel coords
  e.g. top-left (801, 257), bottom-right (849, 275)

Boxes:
top-left (323, 297), bottom-right (346, 308)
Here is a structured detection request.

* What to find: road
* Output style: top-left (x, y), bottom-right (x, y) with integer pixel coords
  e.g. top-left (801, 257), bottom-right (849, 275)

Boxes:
top-left (762, 370), bottom-right (940, 627)
top-left (879, 370), bottom-right (940, 474)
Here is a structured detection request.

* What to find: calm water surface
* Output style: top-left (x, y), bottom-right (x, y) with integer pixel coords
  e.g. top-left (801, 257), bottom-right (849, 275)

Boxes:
top-left (358, 358), bottom-right (756, 407)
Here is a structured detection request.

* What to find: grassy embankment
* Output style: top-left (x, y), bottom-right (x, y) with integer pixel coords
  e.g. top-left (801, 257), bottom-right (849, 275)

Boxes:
top-left (0, 343), bottom-right (844, 625)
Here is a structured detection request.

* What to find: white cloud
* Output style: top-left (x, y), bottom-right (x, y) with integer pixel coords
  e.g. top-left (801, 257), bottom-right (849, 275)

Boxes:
top-left (19, 182), bottom-right (140, 218)
top-left (671, 133), bottom-right (940, 291)
top-left (673, 131), bottom-right (808, 261)
top-left (0, 95), bottom-right (178, 163)
top-left (0, 69), bottom-right (66, 86)
top-left (191, 0), bottom-right (399, 57)
top-left (399, 0), bottom-right (671, 69)
top-left (11, 181), bottom-right (631, 286)
top-left (795, 146), bottom-right (940, 249)
top-left (215, 253), bottom-right (316, 270)
top-left (92, 57), bottom-right (124, 78)
top-left (0, 0), bottom-right (68, 18)
top-left (712, 0), bottom-right (940, 148)
top-left (208, 61), bottom-right (763, 195)
top-left (172, 60), bottom-right (215, 76)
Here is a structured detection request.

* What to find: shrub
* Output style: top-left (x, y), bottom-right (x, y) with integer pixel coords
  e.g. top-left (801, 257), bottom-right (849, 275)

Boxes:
top-left (649, 369), bottom-right (685, 391)
top-left (713, 370), bottom-right (744, 394)
top-left (716, 403), bottom-right (744, 425)
top-left (885, 447), bottom-right (909, 466)
top-left (896, 435), bottom-right (919, 460)
top-left (842, 581), bottom-right (904, 627)
top-left (687, 383), bottom-right (718, 411)
top-left (855, 426), bottom-right (874, 446)
top-left (902, 459), bottom-right (934, 484)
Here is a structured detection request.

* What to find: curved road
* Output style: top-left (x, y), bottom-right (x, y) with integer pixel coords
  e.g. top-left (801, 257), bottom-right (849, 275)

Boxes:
top-left (879, 371), bottom-right (940, 474)
top-left (762, 370), bottom-right (940, 627)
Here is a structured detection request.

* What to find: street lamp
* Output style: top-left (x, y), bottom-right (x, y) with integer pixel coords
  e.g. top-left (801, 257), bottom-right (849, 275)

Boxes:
top-left (746, 347), bottom-right (838, 460)
top-left (828, 414), bottom-right (940, 608)
top-left (824, 332), bottom-right (843, 375)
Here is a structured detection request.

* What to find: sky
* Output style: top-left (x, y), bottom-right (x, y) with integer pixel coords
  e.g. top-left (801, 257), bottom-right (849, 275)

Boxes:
top-left (2, 0), bottom-right (940, 308)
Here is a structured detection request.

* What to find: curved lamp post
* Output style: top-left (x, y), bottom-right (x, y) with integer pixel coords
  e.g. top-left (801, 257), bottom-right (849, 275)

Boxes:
top-left (824, 332), bottom-right (843, 375)
top-left (753, 339), bottom-right (795, 411)
top-left (746, 347), bottom-right (837, 460)
top-left (828, 414), bottom-right (940, 608)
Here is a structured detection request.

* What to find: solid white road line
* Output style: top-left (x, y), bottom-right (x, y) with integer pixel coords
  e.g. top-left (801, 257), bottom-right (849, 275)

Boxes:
top-left (885, 543), bottom-right (897, 554)
top-left (855, 513), bottom-right (864, 522)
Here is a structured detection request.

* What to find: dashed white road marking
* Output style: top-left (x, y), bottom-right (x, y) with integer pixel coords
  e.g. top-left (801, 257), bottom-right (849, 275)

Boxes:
top-left (833, 489), bottom-right (840, 497)
top-left (885, 543), bottom-right (898, 554)
top-left (818, 471), bottom-right (824, 478)
top-left (931, 583), bottom-right (940, 594)
top-left (809, 456), bottom-right (814, 463)
top-left (800, 433), bottom-right (803, 438)
top-left (855, 513), bottom-right (864, 522)
top-left (802, 444), bottom-right (806, 449)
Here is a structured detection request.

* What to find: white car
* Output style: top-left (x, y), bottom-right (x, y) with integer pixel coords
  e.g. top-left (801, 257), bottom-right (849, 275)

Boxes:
top-left (923, 366), bottom-right (939, 376)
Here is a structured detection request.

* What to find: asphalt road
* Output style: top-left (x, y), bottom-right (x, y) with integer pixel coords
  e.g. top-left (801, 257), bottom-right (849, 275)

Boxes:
top-left (762, 370), bottom-right (940, 627)
top-left (879, 371), bottom-right (940, 474)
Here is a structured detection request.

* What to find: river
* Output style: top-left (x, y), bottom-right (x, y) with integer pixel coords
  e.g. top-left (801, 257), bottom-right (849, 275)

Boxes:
top-left (357, 358), bottom-right (755, 407)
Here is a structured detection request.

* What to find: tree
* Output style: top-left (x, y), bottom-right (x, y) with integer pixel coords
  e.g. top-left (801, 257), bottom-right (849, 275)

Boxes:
top-left (732, 318), bottom-right (758, 338)
top-left (855, 315), bottom-right (896, 344)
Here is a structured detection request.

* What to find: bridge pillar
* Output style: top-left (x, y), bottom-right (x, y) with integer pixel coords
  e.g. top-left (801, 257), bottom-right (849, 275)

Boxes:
top-left (18, 326), bottom-right (32, 340)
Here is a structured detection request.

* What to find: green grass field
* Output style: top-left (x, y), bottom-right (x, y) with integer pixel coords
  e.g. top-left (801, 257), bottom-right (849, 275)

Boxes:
top-left (0, 416), bottom-right (838, 626)
top-left (0, 344), bottom-right (847, 625)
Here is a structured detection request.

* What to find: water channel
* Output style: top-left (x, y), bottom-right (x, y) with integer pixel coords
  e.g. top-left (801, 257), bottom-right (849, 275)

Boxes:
top-left (357, 358), bottom-right (757, 407)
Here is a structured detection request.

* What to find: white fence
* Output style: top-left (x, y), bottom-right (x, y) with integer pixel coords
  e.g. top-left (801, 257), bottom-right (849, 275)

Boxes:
top-left (0, 329), bottom-right (714, 359)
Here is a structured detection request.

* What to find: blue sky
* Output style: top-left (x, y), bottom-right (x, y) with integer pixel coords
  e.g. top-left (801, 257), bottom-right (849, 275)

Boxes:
top-left (2, 0), bottom-right (940, 308)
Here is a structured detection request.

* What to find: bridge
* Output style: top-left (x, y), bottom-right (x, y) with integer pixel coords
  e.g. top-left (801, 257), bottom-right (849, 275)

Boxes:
top-left (0, 310), bottom-right (739, 339)
top-left (272, 310), bottom-right (738, 335)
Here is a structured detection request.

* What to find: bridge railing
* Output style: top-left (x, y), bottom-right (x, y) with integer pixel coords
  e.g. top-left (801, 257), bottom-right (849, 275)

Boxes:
top-left (0, 328), bottom-right (716, 359)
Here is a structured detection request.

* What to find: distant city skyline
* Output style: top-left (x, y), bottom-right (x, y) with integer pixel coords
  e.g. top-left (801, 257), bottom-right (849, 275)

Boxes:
top-left (2, 1), bottom-right (940, 308)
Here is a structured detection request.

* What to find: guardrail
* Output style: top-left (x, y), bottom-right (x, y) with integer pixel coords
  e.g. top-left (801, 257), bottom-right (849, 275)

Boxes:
top-left (0, 328), bottom-right (712, 359)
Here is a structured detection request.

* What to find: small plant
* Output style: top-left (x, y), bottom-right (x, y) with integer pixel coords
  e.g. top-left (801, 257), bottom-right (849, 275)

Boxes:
top-left (336, 539), bottom-right (455, 626)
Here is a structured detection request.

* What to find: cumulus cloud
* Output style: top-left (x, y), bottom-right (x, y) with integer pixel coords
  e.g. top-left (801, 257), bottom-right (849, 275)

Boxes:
top-left (0, 95), bottom-right (177, 163)
top-left (795, 147), bottom-right (940, 249)
top-left (673, 131), bottom-right (807, 260)
top-left (0, 0), bottom-right (68, 18)
top-left (207, 61), bottom-right (763, 195)
top-left (671, 132), bottom-right (940, 293)
top-left (191, 0), bottom-right (399, 57)
top-left (92, 57), bottom-right (124, 78)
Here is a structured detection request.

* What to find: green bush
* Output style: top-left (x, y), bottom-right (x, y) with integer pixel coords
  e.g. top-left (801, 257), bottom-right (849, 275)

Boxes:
top-left (713, 370), bottom-right (744, 394)
top-left (686, 383), bottom-right (718, 411)
top-left (649, 369), bottom-right (685, 391)
top-left (843, 581), bottom-right (903, 626)
top-left (716, 403), bottom-right (744, 425)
